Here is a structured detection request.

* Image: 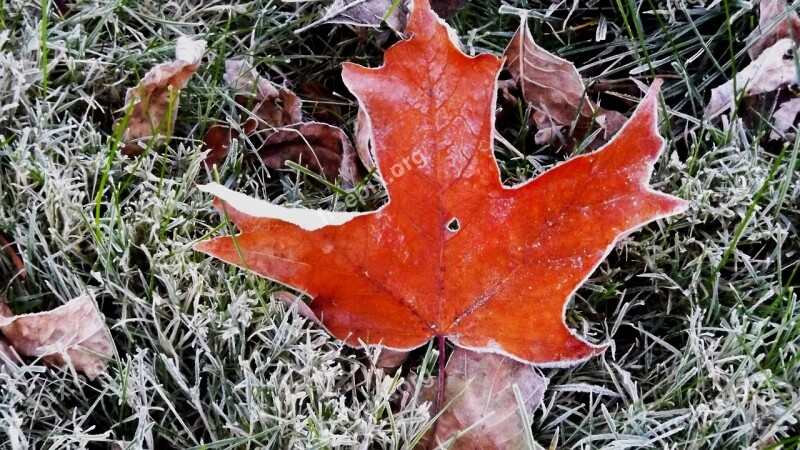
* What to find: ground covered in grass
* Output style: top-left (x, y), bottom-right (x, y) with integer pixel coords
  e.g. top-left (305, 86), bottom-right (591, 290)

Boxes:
top-left (0, 0), bottom-right (798, 448)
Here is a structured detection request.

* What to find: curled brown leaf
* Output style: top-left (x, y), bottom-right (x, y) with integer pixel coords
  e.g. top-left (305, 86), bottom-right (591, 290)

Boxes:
top-left (119, 37), bottom-right (206, 156)
top-left (707, 39), bottom-right (799, 119)
top-left (503, 16), bottom-right (626, 149)
top-left (375, 348), bottom-right (410, 372)
top-left (224, 60), bottom-right (302, 128)
top-left (272, 291), bottom-right (321, 326)
top-left (746, 0), bottom-right (800, 59)
top-left (295, 0), bottom-right (466, 33)
top-left (0, 294), bottom-right (114, 379)
top-left (254, 122), bottom-right (360, 185)
top-left (770, 96), bottom-right (800, 140)
top-left (418, 348), bottom-right (548, 449)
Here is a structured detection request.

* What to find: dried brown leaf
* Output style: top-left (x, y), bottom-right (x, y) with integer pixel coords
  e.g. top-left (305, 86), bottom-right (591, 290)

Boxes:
top-left (707, 39), bottom-right (799, 118)
top-left (120, 37), bottom-right (206, 156)
top-left (300, 80), bottom-right (344, 125)
top-left (297, 0), bottom-right (410, 33)
top-left (254, 122), bottom-right (360, 185)
top-left (296, 0), bottom-right (465, 33)
top-left (418, 348), bottom-right (548, 449)
top-left (225, 60), bottom-right (302, 128)
top-left (429, 0), bottom-right (468, 19)
top-left (770, 96), bottom-right (800, 139)
top-left (375, 348), bottom-right (409, 372)
top-left (503, 16), bottom-right (625, 148)
top-left (746, 0), bottom-right (800, 59)
top-left (201, 124), bottom-right (243, 168)
top-left (0, 294), bottom-right (114, 379)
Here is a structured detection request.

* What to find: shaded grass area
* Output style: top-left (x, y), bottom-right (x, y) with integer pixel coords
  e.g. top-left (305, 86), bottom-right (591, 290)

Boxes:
top-left (0, 0), bottom-right (798, 448)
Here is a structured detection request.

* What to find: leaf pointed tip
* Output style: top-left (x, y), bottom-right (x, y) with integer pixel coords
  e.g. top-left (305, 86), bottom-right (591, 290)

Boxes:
top-left (193, 235), bottom-right (243, 267)
top-left (192, 237), bottom-right (218, 256)
top-left (659, 194), bottom-right (691, 217)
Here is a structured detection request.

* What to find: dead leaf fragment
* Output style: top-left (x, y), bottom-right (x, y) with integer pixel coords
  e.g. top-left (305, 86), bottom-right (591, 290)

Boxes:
top-left (254, 122), bottom-right (360, 185)
top-left (225, 59), bottom-right (302, 128)
top-left (746, 0), bottom-right (800, 59)
top-left (375, 348), bottom-right (410, 371)
top-left (770, 96), bottom-right (800, 139)
top-left (204, 60), bottom-right (362, 184)
top-left (429, 0), bottom-right (468, 19)
top-left (419, 348), bottom-right (548, 449)
top-left (120, 37), bottom-right (206, 156)
top-left (296, 0), bottom-right (466, 33)
top-left (707, 38), bottom-right (799, 118)
top-left (0, 294), bottom-right (114, 379)
top-left (297, 0), bottom-right (410, 33)
top-left (201, 124), bottom-right (245, 168)
top-left (504, 16), bottom-right (626, 148)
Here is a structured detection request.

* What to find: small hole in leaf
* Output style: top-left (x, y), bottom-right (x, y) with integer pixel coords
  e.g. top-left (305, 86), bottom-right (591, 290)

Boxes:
top-left (447, 218), bottom-right (460, 232)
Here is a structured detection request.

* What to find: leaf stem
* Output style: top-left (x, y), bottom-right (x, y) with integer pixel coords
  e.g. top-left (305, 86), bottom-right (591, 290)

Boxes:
top-left (428, 334), bottom-right (447, 450)
top-left (437, 335), bottom-right (446, 413)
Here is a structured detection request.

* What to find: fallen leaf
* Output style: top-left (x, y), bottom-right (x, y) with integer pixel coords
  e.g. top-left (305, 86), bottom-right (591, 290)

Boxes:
top-left (707, 38), bottom-right (799, 118)
top-left (770, 96), bottom-right (800, 139)
top-left (202, 62), bottom-right (360, 183)
top-left (201, 124), bottom-right (246, 168)
top-left (419, 348), bottom-right (548, 449)
top-left (375, 348), bottom-right (410, 371)
top-left (429, 0), bottom-right (468, 19)
top-left (196, 0), bottom-right (686, 366)
top-left (746, 0), bottom-right (800, 59)
top-left (254, 122), bottom-right (360, 185)
top-left (300, 80), bottom-right (345, 125)
top-left (0, 294), bottom-right (114, 379)
top-left (296, 0), bottom-right (466, 33)
top-left (504, 15), bottom-right (628, 148)
top-left (225, 59), bottom-right (302, 128)
top-left (120, 37), bottom-right (206, 156)
top-left (297, 0), bottom-right (410, 33)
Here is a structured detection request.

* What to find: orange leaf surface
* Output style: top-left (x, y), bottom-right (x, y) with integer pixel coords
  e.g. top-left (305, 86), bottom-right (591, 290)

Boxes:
top-left (196, 0), bottom-right (687, 365)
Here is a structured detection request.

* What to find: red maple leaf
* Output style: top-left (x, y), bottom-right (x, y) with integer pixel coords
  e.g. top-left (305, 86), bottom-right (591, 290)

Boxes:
top-left (195, 0), bottom-right (687, 366)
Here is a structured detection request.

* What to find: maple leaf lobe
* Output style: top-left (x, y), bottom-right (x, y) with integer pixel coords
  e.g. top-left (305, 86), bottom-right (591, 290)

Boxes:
top-left (196, 0), bottom-right (688, 366)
